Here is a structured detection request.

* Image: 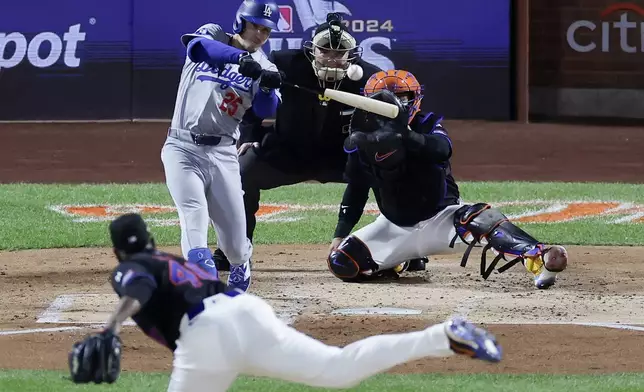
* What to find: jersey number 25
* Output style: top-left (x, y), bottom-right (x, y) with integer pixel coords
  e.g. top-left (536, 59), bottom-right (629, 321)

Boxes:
top-left (219, 91), bottom-right (242, 116)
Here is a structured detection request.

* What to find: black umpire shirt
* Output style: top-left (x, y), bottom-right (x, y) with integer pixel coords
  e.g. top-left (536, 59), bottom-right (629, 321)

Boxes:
top-left (110, 249), bottom-right (230, 351)
top-left (244, 49), bottom-right (381, 172)
top-left (334, 112), bottom-right (461, 237)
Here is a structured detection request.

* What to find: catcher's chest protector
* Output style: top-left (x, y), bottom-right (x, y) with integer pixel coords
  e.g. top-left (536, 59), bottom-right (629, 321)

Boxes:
top-left (358, 148), bottom-right (407, 182)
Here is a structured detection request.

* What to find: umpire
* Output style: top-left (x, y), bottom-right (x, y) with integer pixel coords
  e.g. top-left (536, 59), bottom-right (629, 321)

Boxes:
top-left (215, 13), bottom-right (425, 271)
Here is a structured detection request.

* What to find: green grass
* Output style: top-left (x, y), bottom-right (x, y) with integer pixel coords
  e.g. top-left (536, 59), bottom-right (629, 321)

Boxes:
top-left (2, 182), bottom-right (644, 388)
top-left (1, 181), bottom-right (644, 250)
top-left (1, 370), bottom-right (644, 392)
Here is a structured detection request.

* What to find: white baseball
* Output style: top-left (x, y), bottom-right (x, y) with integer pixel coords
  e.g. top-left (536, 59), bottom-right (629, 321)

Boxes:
top-left (346, 64), bottom-right (363, 81)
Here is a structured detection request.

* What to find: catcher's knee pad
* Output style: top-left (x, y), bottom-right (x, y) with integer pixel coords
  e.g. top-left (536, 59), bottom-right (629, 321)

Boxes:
top-left (328, 236), bottom-right (379, 282)
top-left (450, 203), bottom-right (544, 279)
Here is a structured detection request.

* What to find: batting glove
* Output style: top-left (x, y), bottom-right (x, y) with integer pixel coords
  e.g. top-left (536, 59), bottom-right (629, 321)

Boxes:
top-left (238, 53), bottom-right (262, 80)
top-left (258, 70), bottom-right (284, 90)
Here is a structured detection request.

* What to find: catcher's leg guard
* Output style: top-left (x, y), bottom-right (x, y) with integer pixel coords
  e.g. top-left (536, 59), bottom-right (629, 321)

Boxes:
top-left (328, 236), bottom-right (379, 282)
top-left (449, 203), bottom-right (563, 282)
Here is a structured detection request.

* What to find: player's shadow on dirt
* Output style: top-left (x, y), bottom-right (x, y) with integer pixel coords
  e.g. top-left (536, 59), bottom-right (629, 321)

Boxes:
top-left (253, 268), bottom-right (329, 274)
top-left (360, 276), bottom-right (430, 285)
top-left (252, 268), bottom-right (429, 285)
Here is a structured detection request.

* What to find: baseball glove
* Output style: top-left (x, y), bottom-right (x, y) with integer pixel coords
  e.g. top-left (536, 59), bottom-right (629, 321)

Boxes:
top-left (68, 329), bottom-right (122, 384)
top-left (345, 90), bottom-right (409, 168)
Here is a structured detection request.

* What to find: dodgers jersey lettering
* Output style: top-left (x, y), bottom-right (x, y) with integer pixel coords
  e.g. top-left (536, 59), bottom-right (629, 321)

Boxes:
top-left (170, 23), bottom-right (280, 140)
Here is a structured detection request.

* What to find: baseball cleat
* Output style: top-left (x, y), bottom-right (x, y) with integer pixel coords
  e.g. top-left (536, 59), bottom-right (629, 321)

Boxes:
top-left (393, 261), bottom-right (409, 273)
top-left (532, 245), bottom-right (568, 289)
top-left (444, 318), bottom-right (502, 362)
top-left (187, 247), bottom-right (218, 277)
top-left (228, 261), bottom-right (251, 292)
top-left (534, 269), bottom-right (558, 289)
top-left (407, 257), bottom-right (427, 271)
top-left (393, 258), bottom-right (427, 274)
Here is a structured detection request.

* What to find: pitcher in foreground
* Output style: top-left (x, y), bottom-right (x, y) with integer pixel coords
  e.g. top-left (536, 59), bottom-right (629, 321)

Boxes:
top-left (68, 213), bottom-right (502, 391)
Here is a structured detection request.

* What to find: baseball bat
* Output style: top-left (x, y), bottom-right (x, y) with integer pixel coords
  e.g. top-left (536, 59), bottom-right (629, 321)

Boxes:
top-left (282, 81), bottom-right (400, 119)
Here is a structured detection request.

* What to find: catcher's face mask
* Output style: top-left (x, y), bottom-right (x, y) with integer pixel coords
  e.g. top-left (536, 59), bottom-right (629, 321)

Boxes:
top-left (362, 70), bottom-right (424, 123)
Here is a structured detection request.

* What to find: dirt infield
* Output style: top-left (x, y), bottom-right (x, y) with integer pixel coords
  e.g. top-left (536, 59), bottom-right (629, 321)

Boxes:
top-left (1, 245), bottom-right (644, 374)
top-left (0, 121), bottom-right (643, 376)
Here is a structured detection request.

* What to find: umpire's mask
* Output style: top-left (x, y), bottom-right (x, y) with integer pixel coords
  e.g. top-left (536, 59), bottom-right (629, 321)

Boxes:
top-left (304, 13), bottom-right (362, 87)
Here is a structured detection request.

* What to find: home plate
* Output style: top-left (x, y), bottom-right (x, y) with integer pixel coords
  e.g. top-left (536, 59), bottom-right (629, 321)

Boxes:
top-left (331, 307), bottom-right (422, 316)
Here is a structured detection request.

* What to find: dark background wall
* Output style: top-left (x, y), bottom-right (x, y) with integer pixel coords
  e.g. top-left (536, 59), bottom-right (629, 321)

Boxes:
top-left (529, 0), bottom-right (644, 122)
top-left (0, 0), bottom-right (512, 121)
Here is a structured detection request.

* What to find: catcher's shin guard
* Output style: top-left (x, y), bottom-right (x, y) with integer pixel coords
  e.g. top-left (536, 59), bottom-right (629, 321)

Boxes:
top-left (449, 203), bottom-right (549, 280)
top-left (328, 236), bottom-right (379, 282)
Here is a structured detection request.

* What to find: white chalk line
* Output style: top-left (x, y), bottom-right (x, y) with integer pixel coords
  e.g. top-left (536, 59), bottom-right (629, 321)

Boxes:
top-left (2, 320), bottom-right (643, 337)
top-left (45, 320), bottom-right (136, 326)
top-left (24, 293), bottom-right (644, 339)
top-left (479, 321), bottom-right (644, 332)
top-left (0, 326), bottom-right (86, 336)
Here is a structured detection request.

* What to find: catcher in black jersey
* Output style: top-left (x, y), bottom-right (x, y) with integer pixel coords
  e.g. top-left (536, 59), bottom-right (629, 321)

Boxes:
top-left (68, 213), bottom-right (502, 390)
top-left (327, 70), bottom-right (569, 289)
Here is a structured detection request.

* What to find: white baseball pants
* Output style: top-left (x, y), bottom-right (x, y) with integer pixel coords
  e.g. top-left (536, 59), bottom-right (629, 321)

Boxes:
top-left (352, 204), bottom-right (467, 271)
top-left (167, 292), bottom-right (455, 391)
top-left (161, 136), bottom-right (252, 265)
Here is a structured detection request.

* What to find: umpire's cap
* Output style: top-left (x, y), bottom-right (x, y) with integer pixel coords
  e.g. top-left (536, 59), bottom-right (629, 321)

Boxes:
top-left (109, 213), bottom-right (151, 254)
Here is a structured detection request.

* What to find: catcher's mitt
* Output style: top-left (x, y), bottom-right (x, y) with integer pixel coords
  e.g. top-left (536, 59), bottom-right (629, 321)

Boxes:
top-left (68, 329), bottom-right (122, 384)
top-left (345, 89), bottom-right (409, 169)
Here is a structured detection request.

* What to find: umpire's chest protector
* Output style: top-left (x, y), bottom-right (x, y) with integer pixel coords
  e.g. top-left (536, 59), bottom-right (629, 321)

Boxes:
top-left (271, 50), bottom-right (371, 144)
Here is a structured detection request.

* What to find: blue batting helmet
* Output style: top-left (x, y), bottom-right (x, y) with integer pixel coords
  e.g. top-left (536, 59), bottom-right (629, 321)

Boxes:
top-left (232, 0), bottom-right (280, 34)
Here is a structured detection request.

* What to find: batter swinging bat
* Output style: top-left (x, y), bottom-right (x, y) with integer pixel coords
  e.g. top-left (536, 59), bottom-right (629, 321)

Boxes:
top-left (282, 81), bottom-right (400, 119)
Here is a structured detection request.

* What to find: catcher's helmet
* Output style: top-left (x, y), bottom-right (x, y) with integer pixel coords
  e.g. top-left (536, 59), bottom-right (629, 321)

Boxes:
top-left (363, 70), bottom-right (424, 123)
top-left (232, 0), bottom-right (280, 34)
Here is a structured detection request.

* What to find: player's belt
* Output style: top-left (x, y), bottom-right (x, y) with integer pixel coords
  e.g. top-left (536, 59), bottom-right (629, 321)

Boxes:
top-left (185, 289), bottom-right (243, 321)
top-left (168, 127), bottom-right (236, 146)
